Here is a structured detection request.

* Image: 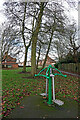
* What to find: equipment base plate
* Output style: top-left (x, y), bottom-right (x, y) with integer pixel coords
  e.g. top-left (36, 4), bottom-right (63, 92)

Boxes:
top-left (40, 93), bottom-right (47, 96)
top-left (53, 99), bottom-right (64, 106)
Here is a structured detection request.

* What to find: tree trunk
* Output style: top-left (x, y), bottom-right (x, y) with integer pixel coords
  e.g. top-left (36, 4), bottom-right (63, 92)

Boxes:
top-left (73, 49), bottom-right (78, 63)
top-left (23, 47), bottom-right (28, 72)
top-left (22, 2), bottom-right (27, 72)
top-left (31, 3), bottom-right (45, 76)
top-left (31, 40), bottom-right (37, 76)
top-left (42, 30), bottom-right (54, 68)
top-left (22, 2), bottom-right (32, 72)
top-left (36, 44), bottom-right (41, 69)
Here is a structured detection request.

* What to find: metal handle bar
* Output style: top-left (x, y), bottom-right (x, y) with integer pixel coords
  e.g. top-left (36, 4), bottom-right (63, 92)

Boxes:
top-left (35, 65), bottom-right (67, 78)
top-left (35, 74), bottom-right (49, 79)
top-left (51, 67), bottom-right (67, 77)
top-left (38, 66), bottom-right (49, 74)
top-left (54, 73), bottom-right (67, 77)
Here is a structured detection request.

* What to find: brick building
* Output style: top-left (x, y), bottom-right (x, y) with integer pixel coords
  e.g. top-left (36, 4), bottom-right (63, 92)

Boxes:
top-left (2, 52), bottom-right (18, 68)
top-left (38, 56), bottom-right (56, 66)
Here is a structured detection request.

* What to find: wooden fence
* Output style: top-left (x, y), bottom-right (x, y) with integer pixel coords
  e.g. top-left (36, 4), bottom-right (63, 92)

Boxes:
top-left (58, 63), bottom-right (80, 74)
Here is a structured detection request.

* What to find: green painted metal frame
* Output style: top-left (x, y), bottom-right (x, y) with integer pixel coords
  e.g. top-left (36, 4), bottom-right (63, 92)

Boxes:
top-left (35, 65), bottom-right (67, 78)
top-left (35, 65), bottom-right (67, 105)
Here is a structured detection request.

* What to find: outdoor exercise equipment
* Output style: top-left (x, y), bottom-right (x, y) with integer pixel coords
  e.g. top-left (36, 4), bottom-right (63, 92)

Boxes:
top-left (35, 65), bottom-right (67, 106)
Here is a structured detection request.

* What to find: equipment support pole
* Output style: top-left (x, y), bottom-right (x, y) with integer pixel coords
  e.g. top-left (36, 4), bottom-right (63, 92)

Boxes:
top-left (52, 75), bottom-right (55, 101)
top-left (46, 78), bottom-right (48, 96)
top-left (48, 68), bottom-right (52, 105)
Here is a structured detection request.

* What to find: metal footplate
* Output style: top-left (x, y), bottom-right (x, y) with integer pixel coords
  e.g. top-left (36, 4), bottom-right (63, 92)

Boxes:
top-left (40, 93), bottom-right (47, 96)
top-left (53, 99), bottom-right (64, 106)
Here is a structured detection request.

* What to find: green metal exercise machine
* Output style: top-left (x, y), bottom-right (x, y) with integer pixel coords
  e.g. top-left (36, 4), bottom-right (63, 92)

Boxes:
top-left (35, 65), bottom-right (67, 106)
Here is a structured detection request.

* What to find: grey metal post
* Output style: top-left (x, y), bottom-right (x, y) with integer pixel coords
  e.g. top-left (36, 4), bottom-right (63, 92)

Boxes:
top-left (52, 75), bottom-right (55, 101)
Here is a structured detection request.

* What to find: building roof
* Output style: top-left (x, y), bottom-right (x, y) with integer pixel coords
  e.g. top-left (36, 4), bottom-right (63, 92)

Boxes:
top-left (2, 52), bottom-right (16, 62)
top-left (40, 56), bottom-right (56, 63)
top-left (46, 56), bottom-right (56, 62)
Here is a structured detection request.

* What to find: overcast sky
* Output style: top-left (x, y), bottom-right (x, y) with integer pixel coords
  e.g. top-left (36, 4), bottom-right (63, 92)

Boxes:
top-left (0, 0), bottom-right (6, 25)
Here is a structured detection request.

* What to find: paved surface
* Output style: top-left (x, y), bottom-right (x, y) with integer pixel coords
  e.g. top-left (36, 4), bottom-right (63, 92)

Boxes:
top-left (60, 70), bottom-right (80, 77)
top-left (6, 96), bottom-right (79, 119)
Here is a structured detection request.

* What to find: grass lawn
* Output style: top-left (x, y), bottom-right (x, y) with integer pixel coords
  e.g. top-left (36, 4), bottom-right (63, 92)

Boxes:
top-left (2, 67), bottom-right (79, 117)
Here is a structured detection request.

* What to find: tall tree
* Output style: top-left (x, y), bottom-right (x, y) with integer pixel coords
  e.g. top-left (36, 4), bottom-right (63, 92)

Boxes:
top-left (4, 2), bottom-right (36, 72)
top-left (42, 29), bottom-right (54, 68)
top-left (31, 2), bottom-right (46, 76)
top-left (36, 30), bottom-right (49, 69)
top-left (36, 42), bottom-right (41, 69)
top-left (22, 2), bottom-right (32, 72)
top-left (66, 23), bottom-right (80, 63)
top-left (1, 23), bottom-right (24, 62)
top-left (41, 2), bottom-right (67, 68)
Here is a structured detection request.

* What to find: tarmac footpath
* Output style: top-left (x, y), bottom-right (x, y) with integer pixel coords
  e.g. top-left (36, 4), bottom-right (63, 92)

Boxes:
top-left (5, 95), bottom-right (79, 119)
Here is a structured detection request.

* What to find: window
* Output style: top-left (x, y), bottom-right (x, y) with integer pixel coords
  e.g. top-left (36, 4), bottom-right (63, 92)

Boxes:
top-left (8, 65), bottom-right (12, 68)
